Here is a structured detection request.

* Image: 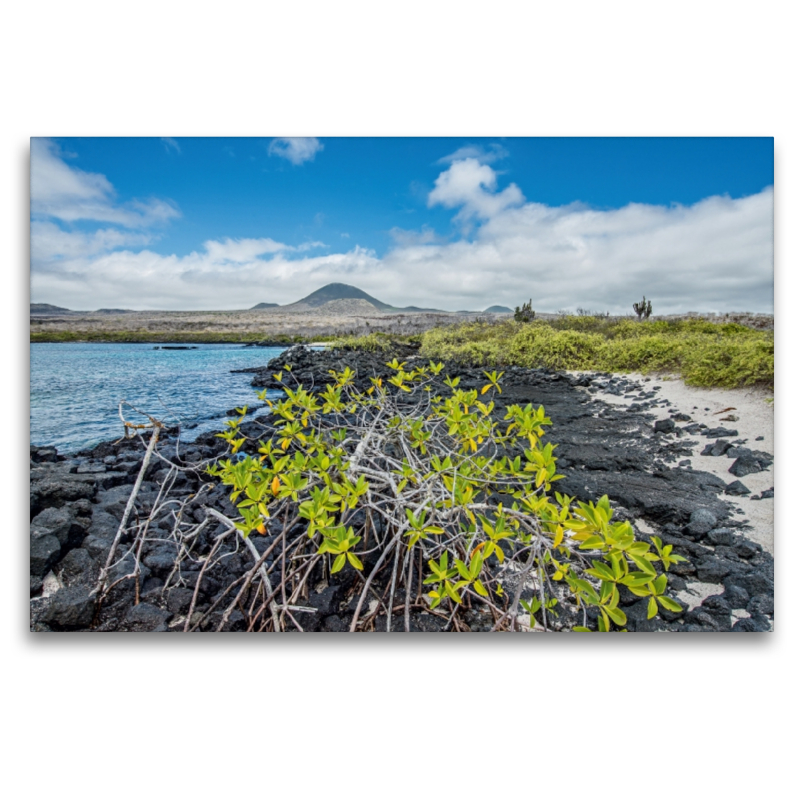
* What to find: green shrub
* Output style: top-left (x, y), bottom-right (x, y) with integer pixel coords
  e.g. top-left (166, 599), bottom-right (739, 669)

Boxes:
top-left (208, 361), bottom-right (686, 632)
top-left (419, 317), bottom-right (773, 388)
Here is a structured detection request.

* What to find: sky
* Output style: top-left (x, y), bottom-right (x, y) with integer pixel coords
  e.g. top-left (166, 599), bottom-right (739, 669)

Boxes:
top-left (30, 136), bottom-right (774, 314)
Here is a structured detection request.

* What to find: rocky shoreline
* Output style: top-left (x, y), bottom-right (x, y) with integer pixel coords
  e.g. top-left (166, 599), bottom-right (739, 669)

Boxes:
top-left (30, 345), bottom-right (774, 632)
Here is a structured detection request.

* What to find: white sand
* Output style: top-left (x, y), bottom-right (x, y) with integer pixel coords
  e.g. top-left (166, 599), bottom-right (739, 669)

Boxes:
top-left (573, 372), bottom-right (774, 554)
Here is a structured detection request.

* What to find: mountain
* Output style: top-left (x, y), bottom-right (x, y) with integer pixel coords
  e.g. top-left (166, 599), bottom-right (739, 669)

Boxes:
top-left (291, 283), bottom-right (447, 313)
top-left (31, 303), bottom-right (71, 314)
top-left (484, 305), bottom-right (513, 313)
top-left (295, 283), bottom-right (394, 310)
top-left (251, 302), bottom-right (280, 310)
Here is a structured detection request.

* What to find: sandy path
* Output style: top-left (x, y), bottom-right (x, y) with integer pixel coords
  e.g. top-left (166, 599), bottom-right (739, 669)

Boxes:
top-left (581, 372), bottom-right (774, 553)
top-left (574, 373), bottom-right (774, 622)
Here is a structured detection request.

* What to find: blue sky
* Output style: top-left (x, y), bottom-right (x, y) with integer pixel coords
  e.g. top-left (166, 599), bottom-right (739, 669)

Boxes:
top-left (31, 136), bottom-right (774, 313)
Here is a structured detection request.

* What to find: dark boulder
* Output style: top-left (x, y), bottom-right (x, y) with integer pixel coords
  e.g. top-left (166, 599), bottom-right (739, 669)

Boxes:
top-left (724, 480), bottom-right (750, 496)
top-left (686, 508), bottom-right (717, 536)
top-left (729, 453), bottom-right (772, 478)
top-left (57, 548), bottom-right (97, 586)
top-left (123, 603), bottom-right (172, 632)
top-left (706, 528), bottom-right (735, 547)
top-left (731, 616), bottom-right (771, 632)
top-left (701, 440), bottom-right (733, 457)
top-left (747, 594), bottom-right (774, 617)
top-left (307, 585), bottom-right (342, 617)
top-left (322, 614), bottom-right (347, 632)
top-left (703, 427), bottom-right (739, 438)
top-left (733, 539), bottom-right (761, 560)
top-left (41, 586), bottom-right (96, 630)
top-left (30, 533), bottom-right (61, 578)
top-left (696, 557), bottom-right (739, 584)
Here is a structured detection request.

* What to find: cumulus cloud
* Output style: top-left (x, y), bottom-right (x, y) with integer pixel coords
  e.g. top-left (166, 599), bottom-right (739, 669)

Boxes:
top-left (202, 237), bottom-right (289, 263)
top-left (437, 143), bottom-right (509, 165)
top-left (30, 156), bottom-right (773, 315)
top-left (428, 158), bottom-right (525, 223)
top-left (31, 138), bottom-right (180, 227)
top-left (268, 137), bottom-right (324, 165)
top-left (31, 221), bottom-right (153, 264)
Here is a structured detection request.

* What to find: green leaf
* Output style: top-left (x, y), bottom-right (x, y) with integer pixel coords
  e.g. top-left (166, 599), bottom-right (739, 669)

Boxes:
top-left (657, 596), bottom-right (683, 613)
top-left (647, 596), bottom-right (658, 619)
top-left (331, 553), bottom-right (347, 574)
top-left (606, 606), bottom-right (627, 626)
top-left (347, 552), bottom-right (364, 571)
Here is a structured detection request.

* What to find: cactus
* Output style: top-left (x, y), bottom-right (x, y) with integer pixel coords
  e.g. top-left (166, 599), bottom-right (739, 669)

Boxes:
top-left (514, 299), bottom-right (535, 323)
top-left (633, 296), bottom-right (652, 321)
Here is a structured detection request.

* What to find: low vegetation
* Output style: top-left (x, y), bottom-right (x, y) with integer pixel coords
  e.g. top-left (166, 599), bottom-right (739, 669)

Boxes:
top-left (208, 361), bottom-right (685, 631)
top-left (338, 317), bottom-right (773, 388)
top-left (328, 332), bottom-right (422, 352)
top-left (29, 331), bottom-right (310, 345)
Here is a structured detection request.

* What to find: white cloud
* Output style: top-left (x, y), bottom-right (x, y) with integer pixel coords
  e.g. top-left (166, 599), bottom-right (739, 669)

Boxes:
top-left (31, 221), bottom-right (153, 264)
top-left (437, 143), bottom-right (509, 165)
top-left (162, 137), bottom-right (181, 154)
top-left (202, 237), bottom-right (289, 263)
top-left (268, 137), bottom-right (323, 165)
top-left (428, 158), bottom-right (525, 223)
top-left (388, 225), bottom-right (442, 246)
top-left (30, 157), bottom-right (774, 315)
top-left (31, 138), bottom-right (180, 227)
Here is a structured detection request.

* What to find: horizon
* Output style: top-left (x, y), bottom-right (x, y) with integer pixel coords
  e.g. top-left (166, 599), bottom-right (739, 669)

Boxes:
top-left (30, 137), bottom-right (774, 314)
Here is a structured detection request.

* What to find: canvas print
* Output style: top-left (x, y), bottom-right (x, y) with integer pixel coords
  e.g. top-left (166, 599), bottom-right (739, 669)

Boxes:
top-left (29, 137), bottom-right (774, 632)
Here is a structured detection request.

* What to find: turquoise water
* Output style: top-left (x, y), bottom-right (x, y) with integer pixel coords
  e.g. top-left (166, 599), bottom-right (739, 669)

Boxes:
top-left (30, 343), bottom-right (287, 453)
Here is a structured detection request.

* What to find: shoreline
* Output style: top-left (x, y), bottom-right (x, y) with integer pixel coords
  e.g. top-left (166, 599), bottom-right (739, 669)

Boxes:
top-left (29, 346), bottom-right (774, 632)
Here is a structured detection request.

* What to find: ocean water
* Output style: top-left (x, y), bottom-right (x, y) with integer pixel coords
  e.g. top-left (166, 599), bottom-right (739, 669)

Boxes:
top-left (30, 343), bottom-right (289, 453)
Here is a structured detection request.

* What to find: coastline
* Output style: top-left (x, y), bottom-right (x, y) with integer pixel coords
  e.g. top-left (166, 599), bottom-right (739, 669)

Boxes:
top-left (29, 346), bottom-right (774, 632)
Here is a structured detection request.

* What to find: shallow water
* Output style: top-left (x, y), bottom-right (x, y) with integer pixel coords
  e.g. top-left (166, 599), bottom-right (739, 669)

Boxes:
top-left (30, 343), bottom-right (287, 453)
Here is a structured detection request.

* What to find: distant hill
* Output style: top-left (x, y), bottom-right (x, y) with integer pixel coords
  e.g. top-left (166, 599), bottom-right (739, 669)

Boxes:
top-left (295, 283), bottom-right (394, 311)
top-left (96, 308), bottom-right (133, 314)
top-left (251, 302), bottom-right (279, 310)
top-left (484, 305), bottom-right (513, 313)
top-left (31, 303), bottom-right (71, 315)
top-left (291, 283), bottom-right (445, 313)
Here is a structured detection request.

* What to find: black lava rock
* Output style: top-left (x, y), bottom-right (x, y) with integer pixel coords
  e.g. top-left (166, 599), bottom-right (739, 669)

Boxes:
top-left (30, 533), bottom-right (61, 578)
top-left (706, 528), bottom-right (735, 547)
top-left (654, 419), bottom-right (676, 434)
top-left (733, 539), bottom-right (761, 560)
top-left (625, 599), bottom-right (660, 632)
top-left (747, 594), bottom-right (774, 617)
top-left (704, 427), bottom-right (739, 438)
top-left (123, 603), bottom-right (172, 632)
top-left (696, 557), bottom-right (738, 584)
top-left (323, 614), bottom-right (347, 632)
top-left (732, 617), bottom-right (771, 632)
top-left (686, 508), bottom-right (717, 536)
top-left (41, 586), bottom-right (96, 630)
top-left (724, 584), bottom-right (750, 609)
top-left (701, 440), bottom-right (733, 457)
top-left (308, 585), bottom-right (342, 617)
top-left (729, 453), bottom-right (772, 478)
top-left (57, 548), bottom-right (96, 586)
top-left (724, 480), bottom-right (750, 496)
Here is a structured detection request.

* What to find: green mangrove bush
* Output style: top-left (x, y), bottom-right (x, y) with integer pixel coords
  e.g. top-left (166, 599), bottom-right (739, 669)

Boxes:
top-left (208, 359), bottom-right (685, 632)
